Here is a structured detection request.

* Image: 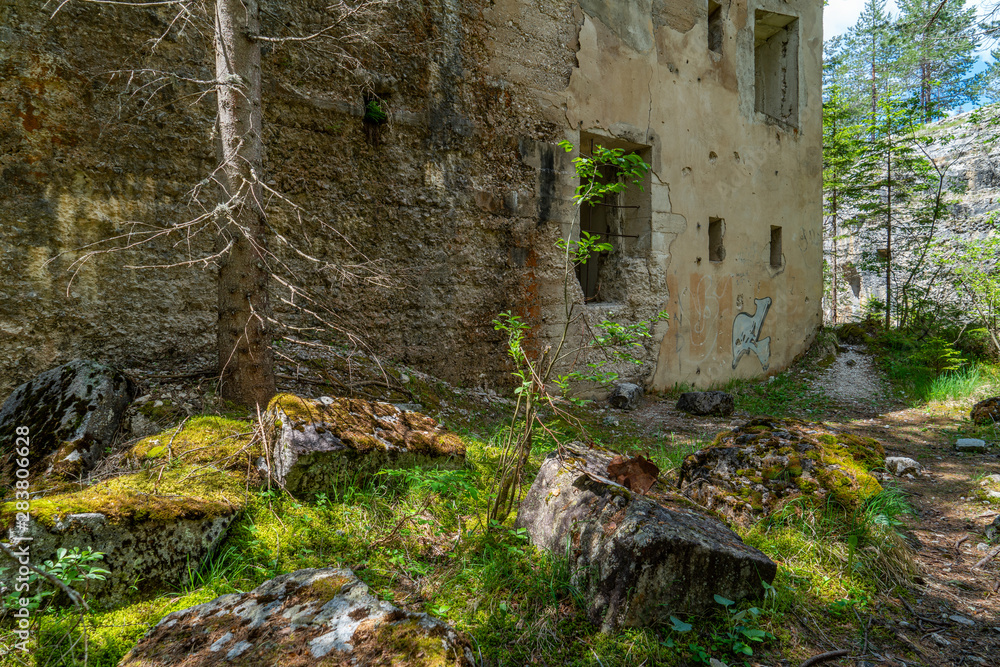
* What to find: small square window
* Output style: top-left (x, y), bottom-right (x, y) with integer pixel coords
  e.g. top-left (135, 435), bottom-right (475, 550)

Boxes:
top-left (708, 1), bottom-right (723, 54)
top-left (770, 225), bottom-right (782, 267)
top-left (709, 217), bottom-right (725, 262)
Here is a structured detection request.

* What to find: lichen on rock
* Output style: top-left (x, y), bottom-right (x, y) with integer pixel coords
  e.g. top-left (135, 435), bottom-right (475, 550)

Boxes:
top-left (679, 417), bottom-right (886, 527)
top-left (0, 360), bottom-right (136, 491)
top-left (267, 393), bottom-right (466, 498)
top-left (517, 442), bottom-right (777, 631)
top-left (118, 568), bottom-right (474, 666)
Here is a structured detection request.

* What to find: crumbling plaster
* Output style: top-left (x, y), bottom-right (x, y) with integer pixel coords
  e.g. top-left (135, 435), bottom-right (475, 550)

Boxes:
top-left (495, 0), bottom-right (823, 389)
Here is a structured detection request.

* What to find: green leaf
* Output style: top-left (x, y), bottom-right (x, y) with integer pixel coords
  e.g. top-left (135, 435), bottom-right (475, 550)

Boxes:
top-left (669, 616), bottom-right (692, 632)
top-left (713, 594), bottom-right (735, 608)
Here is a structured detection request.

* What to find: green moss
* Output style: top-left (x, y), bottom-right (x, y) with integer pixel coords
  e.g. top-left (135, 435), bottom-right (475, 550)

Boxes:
top-left (835, 434), bottom-right (885, 469)
top-left (130, 416), bottom-right (256, 468)
top-left (1, 465), bottom-right (246, 530)
top-left (363, 619), bottom-right (454, 667)
top-left (307, 574), bottom-right (354, 604)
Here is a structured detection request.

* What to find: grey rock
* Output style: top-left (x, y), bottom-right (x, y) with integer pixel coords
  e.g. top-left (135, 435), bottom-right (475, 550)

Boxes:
top-left (885, 456), bottom-right (922, 476)
top-left (949, 614), bottom-right (975, 626)
top-left (0, 360), bottom-right (136, 486)
top-left (608, 383), bottom-right (643, 411)
top-left (5, 511), bottom-right (233, 606)
top-left (602, 415), bottom-right (620, 427)
top-left (956, 438), bottom-right (987, 452)
top-left (516, 442), bottom-right (777, 631)
top-left (268, 394), bottom-right (465, 498)
top-left (119, 568), bottom-right (474, 667)
top-left (392, 403), bottom-right (424, 412)
top-left (981, 474), bottom-right (1000, 486)
top-left (676, 391), bottom-right (735, 417)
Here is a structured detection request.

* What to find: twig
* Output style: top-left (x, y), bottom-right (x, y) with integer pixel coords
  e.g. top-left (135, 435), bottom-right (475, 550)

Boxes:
top-left (974, 544), bottom-right (1000, 569)
top-left (0, 541), bottom-right (88, 611)
top-left (799, 649), bottom-right (849, 667)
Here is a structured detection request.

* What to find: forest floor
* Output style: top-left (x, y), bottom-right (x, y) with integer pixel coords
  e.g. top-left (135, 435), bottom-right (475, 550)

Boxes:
top-left (29, 341), bottom-right (999, 667)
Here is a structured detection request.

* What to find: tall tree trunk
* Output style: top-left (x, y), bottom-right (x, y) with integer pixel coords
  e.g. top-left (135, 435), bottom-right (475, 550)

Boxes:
top-left (832, 190), bottom-right (838, 325)
top-left (214, 0), bottom-right (275, 407)
top-left (885, 147), bottom-right (892, 329)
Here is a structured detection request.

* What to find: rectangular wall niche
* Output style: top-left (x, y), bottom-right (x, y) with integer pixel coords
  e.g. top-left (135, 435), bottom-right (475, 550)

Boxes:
top-left (709, 217), bottom-right (725, 261)
top-left (576, 132), bottom-right (652, 303)
top-left (754, 11), bottom-right (799, 127)
top-left (708, 1), bottom-right (723, 54)
top-left (770, 225), bottom-right (782, 267)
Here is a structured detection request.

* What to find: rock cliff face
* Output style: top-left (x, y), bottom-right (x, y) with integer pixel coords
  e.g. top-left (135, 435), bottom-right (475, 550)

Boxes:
top-left (828, 106), bottom-right (1000, 322)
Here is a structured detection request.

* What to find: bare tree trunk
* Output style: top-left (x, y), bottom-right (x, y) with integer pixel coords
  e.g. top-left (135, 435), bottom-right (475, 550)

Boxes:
top-left (214, 0), bottom-right (275, 407)
top-left (885, 147), bottom-right (892, 329)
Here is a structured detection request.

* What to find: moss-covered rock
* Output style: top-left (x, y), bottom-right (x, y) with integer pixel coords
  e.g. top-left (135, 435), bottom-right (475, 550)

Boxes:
top-left (0, 360), bottom-right (136, 491)
top-left (0, 465), bottom-right (245, 605)
top-left (678, 417), bottom-right (885, 527)
top-left (129, 415), bottom-right (256, 470)
top-left (118, 568), bottom-right (474, 666)
top-left (267, 394), bottom-right (465, 498)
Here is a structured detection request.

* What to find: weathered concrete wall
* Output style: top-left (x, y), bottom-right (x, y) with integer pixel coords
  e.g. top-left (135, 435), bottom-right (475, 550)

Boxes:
top-left (0, 0), bottom-right (822, 395)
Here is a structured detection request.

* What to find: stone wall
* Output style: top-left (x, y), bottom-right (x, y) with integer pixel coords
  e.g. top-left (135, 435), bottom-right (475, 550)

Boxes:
top-left (0, 0), bottom-right (823, 395)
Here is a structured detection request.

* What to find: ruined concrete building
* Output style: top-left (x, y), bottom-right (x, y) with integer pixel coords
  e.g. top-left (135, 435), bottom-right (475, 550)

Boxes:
top-left (0, 0), bottom-right (822, 394)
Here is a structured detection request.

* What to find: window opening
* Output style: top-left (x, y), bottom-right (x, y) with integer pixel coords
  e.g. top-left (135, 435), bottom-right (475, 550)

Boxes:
top-left (708, 1), bottom-right (723, 54)
top-left (754, 11), bottom-right (798, 127)
top-left (709, 217), bottom-right (725, 262)
top-left (770, 225), bottom-right (782, 267)
top-left (575, 133), bottom-right (652, 303)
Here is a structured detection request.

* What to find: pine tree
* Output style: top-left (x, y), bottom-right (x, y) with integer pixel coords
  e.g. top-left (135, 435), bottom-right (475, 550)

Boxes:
top-left (823, 41), bottom-right (866, 323)
top-left (896, 0), bottom-right (980, 120)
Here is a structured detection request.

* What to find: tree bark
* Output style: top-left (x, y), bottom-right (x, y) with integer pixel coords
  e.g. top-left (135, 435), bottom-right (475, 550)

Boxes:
top-left (214, 0), bottom-right (275, 407)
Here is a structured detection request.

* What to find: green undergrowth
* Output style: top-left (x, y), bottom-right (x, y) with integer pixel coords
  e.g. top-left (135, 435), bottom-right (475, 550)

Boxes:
top-left (3, 392), bottom-right (919, 666)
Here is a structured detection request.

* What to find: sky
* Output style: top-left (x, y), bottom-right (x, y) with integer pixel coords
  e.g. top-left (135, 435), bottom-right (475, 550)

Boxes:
top-left (824, 0), bottom-right (994, 105)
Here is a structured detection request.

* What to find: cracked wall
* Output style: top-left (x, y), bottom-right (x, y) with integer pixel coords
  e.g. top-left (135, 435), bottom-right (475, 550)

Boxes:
top-left (0, 0), bottom-right (821, 394)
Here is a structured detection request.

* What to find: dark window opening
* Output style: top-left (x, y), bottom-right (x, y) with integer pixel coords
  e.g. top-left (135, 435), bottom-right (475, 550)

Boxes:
top-left (575, 133), bottom-right (652, 303)
top-left (708, 1), bottom-right (723, 54)
top-left (770, 225), bottom-right (782, 267)
top-left (709, 217), bottom-right (725, 262)
top-left (754, 11), bottom-right (799, 127)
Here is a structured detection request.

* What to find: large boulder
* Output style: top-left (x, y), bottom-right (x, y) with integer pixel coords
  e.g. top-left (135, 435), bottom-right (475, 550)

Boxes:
top-left (119, 568), bottom-right (474, 667)
top-left (971, 397), bottom-right (1000, 425)
top-left (676, 391), bottom-right (735, 417)
top-left (267, 394), bottom-right (465, 498)
top-left (0, 360), bottom-right (136, 489)
top-left (516, 442), bottom-right (777, 631)
top-left (1, 463), bottom-right (244, 605)
top-left (679, 418), bottom-right (885, 527)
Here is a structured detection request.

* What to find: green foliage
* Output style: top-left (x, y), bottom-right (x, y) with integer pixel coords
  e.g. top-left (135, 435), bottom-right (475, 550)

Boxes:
top-left (363, 98), bottom-right (388, 124)
top-left (662, 594), bottom-right (776, 665)
top-left (557, 140), bottom-right (649, 206)
top-left (2, 548), bottom-right (110, 617)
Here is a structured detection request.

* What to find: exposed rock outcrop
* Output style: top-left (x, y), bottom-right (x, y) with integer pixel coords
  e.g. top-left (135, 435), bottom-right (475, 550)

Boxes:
top-left (679, 418), bottom-right (885, 527)
top-left (0, 360), bottom-right (136, 489)
top-left (516, 442), bottom-right (777, 631)
top-left (676, 391), bottom-right (735, 417)
top-left (267, 394), bottom-right (465, 498)
top-left (971, 397), bottom-right (1000, 425)
top-left (119, 568), bottom-right (474, 667)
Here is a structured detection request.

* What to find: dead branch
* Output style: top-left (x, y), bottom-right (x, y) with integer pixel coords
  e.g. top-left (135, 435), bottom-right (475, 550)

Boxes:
top-left (974, 544), bottom-right (1000, 569)
top-left (798, 650), bottom-right (849, 667)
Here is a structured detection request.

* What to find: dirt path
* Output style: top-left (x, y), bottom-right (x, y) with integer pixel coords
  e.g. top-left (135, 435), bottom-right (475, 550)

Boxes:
top-left (834, 407), bottom-right (1000, 666)
top-left (627, 349), bottom-right (1000, 666)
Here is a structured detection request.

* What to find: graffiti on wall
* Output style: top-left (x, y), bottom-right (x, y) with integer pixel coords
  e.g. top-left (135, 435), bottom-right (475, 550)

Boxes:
top-left (731, 296), bottom-right (771, 370)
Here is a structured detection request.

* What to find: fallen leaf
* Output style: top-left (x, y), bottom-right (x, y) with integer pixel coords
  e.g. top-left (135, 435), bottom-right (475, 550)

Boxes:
top-left (607, 455), bottom-right (660, 494)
